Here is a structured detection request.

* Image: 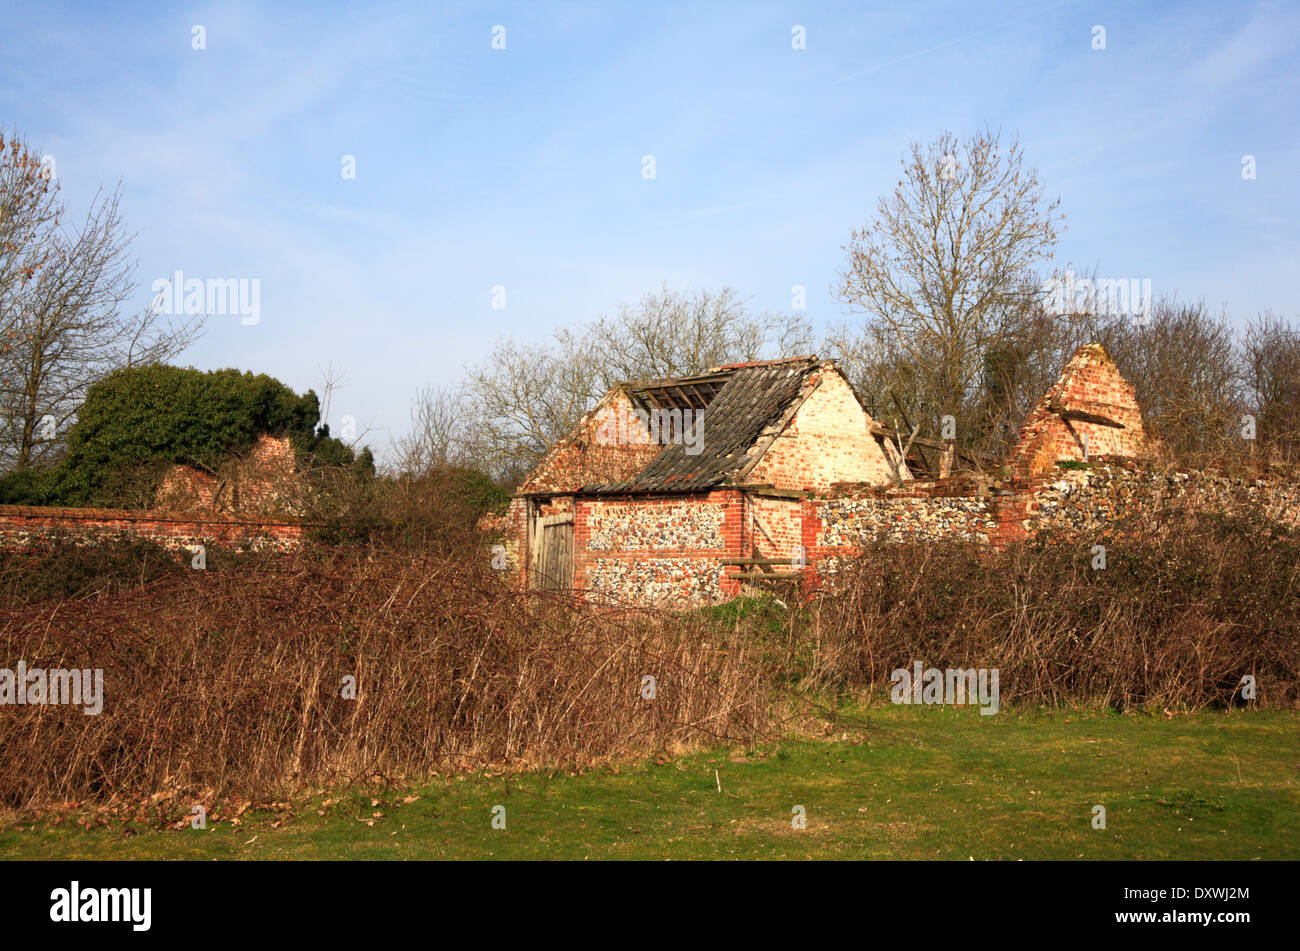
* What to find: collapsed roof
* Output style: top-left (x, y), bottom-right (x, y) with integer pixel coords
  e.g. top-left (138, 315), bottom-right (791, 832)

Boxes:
top-left (584, 356), bottom-right (817, 493)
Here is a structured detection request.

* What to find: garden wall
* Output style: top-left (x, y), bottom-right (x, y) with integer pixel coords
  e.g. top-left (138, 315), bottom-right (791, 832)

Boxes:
top-left (0, 504), bottom-right (305, 552)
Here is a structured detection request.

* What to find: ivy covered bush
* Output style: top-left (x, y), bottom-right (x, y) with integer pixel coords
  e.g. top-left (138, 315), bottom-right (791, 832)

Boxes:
top-left (0, 365), bottom-right (372, 507)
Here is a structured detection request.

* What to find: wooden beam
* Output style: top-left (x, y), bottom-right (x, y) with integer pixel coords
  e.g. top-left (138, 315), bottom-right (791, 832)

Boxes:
top-left (869, 424), bottom-right (990, 467)
top-left (1049, 402), bottom-right (1126, 428)
top-left (869, 424), bottom-right (952, 453)
top-left (730, 483), bottom-right (810, 498)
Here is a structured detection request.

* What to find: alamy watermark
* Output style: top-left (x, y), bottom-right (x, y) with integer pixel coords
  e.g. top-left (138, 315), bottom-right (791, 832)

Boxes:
top-left (594, 406), bottom-right (705, 456)
top-left (890, 661), bottom-right (1000, 715)
top-left (0, 662), bottom-right (104, 715)
top-left (151, 270), bottom-right (260, 325)
top-left (1042, 271), bottom-right (1152, 324)
top-left (50, 881), bottom-right (150, 931)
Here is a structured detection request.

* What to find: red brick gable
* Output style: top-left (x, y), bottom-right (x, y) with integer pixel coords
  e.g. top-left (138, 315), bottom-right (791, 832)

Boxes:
top-left (516, 390), bottom-right (662, 495)
top-left (154, 433), bottom-right (303, 517)
top-left (1008, 343), bottom-right (1150, 479)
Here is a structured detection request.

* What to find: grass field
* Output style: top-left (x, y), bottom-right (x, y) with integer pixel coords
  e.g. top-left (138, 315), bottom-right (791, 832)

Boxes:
top-left (3, 705), bottom-right (1297, 860)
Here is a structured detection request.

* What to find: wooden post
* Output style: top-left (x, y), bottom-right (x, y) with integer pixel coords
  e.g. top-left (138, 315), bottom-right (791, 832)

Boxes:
top-left (940, 440), bottom-right (955, 479)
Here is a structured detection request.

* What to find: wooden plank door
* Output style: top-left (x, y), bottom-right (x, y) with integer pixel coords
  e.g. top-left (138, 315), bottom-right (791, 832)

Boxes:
top-left (530, 512), bottom-right (573, 591)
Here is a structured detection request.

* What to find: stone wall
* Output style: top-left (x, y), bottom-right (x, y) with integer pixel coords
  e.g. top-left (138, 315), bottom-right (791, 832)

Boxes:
top-left (1025, 463), bottom-right (1300, 535)
top-left (0, 504), bottom-right (305, 552)
top-left (814, 492), bottom-right (995, 547)
top-left (585, 555), bottom-right (725, 605)
top-left (585, 499), bottom-right (724, 551)
top-left (574, 490), bottom-right (742, 606)
top-left (504, 460), bottom-right (1300, 608)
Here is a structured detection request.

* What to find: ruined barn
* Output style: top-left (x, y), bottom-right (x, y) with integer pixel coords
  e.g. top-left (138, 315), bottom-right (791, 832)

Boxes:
top-left (495, 344), bottom-right (1176, 607)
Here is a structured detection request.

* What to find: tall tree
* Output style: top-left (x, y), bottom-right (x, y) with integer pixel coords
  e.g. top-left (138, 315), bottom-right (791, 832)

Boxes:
top-left (0, 130), bottom-right (200, 472)
top-left (835, 128), bottom-right (1063, 450)
top-left (1094, 298), bottom-right (1241, 464)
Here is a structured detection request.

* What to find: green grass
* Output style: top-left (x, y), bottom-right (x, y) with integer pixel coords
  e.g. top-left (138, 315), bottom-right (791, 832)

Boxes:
top-left (3, 705), bottom-right (1297, 860)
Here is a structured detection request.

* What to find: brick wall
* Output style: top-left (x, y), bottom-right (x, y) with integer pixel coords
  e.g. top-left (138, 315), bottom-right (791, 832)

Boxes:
top-left (479, 496), bottom-right (529, 583)
top-left (0, 504), bottom-right (306, 552)
top-left (751, 495), bottom-right (803, 561)
top-left (505, 460), bottom-right (1300, 608)
top-left (1009, 343), bottom-right (1150, 479)
top-left (746, 367), bottom-right (910, 490)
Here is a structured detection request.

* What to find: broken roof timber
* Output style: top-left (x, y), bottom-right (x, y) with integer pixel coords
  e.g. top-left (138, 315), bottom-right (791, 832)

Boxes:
top-left (1048, 401), bottom-right (1126, 428)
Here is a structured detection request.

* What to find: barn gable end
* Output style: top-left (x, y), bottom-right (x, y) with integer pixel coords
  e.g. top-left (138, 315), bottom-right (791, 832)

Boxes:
top-left (745, 365), bottom-right (910, 491)
top-left (1009, 343), bottom-right (1151, 478)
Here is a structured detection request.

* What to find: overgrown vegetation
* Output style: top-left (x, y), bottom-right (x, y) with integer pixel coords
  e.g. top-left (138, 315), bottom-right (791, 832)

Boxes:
top-left (0, 503), bottom-right (1295, 820)
top-left (800, 507), bottom-right (1300, 710)
top-left (0, 545), bottom-right (771, 817)
top-left (304, 464), bottom-right (509, 550)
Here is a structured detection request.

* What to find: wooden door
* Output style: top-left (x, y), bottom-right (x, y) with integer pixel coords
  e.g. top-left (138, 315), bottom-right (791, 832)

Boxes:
top-left (529, 512), bottom-right (573, 591)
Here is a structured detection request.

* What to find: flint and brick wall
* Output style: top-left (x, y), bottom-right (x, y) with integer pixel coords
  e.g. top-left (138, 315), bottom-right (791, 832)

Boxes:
top-left (574, 490), bottom-right (744, 607)
top-left (813, 484), bottom-right (995, 547)
top-left (0, 504), bottom-right (306, 552)
top-left (800, 476), bottom-right (995, 579)
top-left (1024, 463), bottom-right (1300, 535)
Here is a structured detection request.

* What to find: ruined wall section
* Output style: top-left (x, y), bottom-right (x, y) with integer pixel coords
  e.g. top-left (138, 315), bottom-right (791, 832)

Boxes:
top-left (1025, 464), bottom-right (1300, 535)
top-left (516, 390), bottom-right (663, 495)
top-left (154, 433), bottom-right (303, 517)
top-left (805, 475), bottom-right (986, 547)
top-left (745, 368), bottom-right (909, 491)
top-left (1009, 343), bottom-right (1150, 480)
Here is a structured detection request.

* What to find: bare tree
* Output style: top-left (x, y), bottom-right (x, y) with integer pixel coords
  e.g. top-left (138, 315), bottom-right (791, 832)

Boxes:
top-left (460, 334), bottom-right (602, 482)
top-left (392, 384), bottom-right (472, 476)
top-left (0, 130), bottom-right (201, 471)
top-left (835, 128), bottom-right (1064, 449)
top-left (1241, 312), bottom-right (1300, 462)
top-left (1094, 298), bottom-right (1242, 465)
top-left (460, 285), bottom-right (812, 480)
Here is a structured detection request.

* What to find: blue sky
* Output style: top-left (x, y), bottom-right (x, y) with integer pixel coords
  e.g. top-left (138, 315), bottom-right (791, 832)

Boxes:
top-left (2, 0), bottom-right (1297, 454)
